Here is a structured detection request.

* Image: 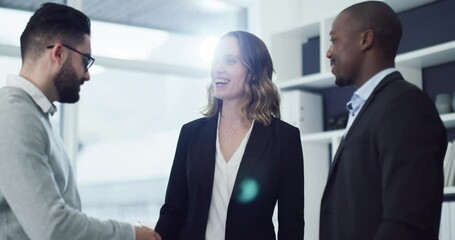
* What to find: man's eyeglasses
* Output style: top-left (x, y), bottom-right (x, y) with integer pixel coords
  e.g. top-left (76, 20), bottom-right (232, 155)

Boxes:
top-left (47, 44), bottom-right (95, 72)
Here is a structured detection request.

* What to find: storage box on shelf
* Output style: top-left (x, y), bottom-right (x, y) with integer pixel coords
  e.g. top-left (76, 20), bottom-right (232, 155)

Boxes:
top-left (281, 90), bottom-right (323, 134)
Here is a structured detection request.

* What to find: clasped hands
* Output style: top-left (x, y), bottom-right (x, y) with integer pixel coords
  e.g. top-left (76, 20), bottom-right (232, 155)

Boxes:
top-left (135, 225), bottom-right (161, 240)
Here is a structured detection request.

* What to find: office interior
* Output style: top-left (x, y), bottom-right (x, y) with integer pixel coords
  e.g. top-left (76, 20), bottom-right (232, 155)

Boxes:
top-left (0, 0), bottom-right (454, 239)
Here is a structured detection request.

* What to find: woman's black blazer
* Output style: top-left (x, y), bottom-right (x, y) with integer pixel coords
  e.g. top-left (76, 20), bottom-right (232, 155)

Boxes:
top-left (156, 115), bottom-right (304, 240)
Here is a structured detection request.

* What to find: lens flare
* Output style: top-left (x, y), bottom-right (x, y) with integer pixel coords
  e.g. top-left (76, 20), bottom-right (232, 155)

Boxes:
top-left (238, 178), bottom-right (259, 203)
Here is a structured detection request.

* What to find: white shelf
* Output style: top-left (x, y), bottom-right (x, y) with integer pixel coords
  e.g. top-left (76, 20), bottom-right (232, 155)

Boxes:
top-left (441, 112), bottom-right (455, 128)
top-left (299, 112), bottom-right (454, 145)
top-left (278, 72), bottom-right (334, 90)
top-left (301, 129), bottom-right (344, 144)
top-left (277, 40), bottom-right (455, 90)
top-left (444, 186), bottom-right (455, 195)
top-left (396, 40), bottom-right (455, 68)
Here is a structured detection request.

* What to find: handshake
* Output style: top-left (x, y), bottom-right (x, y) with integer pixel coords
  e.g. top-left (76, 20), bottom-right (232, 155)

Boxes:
top-left (134, 224), bottom-right (161, 240)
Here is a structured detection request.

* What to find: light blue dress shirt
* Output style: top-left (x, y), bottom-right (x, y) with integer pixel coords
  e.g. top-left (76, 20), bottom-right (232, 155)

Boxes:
top-left (344, 68), bottom-right (398, 135)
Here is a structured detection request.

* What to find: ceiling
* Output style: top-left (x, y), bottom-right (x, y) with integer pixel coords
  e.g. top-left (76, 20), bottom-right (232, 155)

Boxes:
top-left (0, 0), bottom-right (248, 35)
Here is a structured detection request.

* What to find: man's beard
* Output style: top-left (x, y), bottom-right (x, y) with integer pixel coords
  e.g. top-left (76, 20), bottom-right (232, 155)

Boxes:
top-left (335, 77), bottom-right (349, 87)
top-left (54, 60), bottom-right (83, 103)
top-left (335, 74), bottom-right (355, 87)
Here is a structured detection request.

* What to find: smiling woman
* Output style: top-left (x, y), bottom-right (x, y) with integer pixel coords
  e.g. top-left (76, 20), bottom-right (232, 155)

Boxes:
top-left (155, 31), bottom-right (304, 240)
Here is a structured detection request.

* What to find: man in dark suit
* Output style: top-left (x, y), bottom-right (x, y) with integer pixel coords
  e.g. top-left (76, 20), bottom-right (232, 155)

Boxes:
top-left (320, 1), bottom-right (447, 240)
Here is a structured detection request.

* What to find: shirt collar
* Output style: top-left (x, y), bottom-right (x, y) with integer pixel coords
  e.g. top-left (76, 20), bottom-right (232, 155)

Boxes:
top-left (6, 74), bottom-right (57, 116)
top-left (346, 68), bottom-right (397, 115)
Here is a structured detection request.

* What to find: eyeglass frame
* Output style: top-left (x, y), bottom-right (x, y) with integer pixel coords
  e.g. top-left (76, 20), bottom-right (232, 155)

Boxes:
top-left (46, 43), bottom-right (95, 72)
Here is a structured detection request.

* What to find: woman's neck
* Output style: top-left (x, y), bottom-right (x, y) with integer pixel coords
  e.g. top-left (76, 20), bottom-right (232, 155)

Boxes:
top-left (220, 101), bottom-right (245, 122)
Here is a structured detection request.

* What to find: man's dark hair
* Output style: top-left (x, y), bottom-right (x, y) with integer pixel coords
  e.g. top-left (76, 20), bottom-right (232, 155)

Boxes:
top-left (20, 2), bottom-right (91, 61)
top-left (342, 1), bottom-right (402, 59)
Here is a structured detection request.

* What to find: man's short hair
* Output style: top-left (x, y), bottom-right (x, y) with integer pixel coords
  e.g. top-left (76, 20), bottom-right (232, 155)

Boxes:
top-left (20, 2), bottom-right (91, 61)
top-left (342, 1), bottom-right (402, 59)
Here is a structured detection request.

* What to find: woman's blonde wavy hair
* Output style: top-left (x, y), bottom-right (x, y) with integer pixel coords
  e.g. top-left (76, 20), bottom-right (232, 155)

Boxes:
top-left (202, 31), bottom-right (280, 126)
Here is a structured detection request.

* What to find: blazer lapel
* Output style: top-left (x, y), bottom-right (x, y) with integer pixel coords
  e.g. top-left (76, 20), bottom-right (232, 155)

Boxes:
top-left (188, 116), bottom-right (218, 198)
top-left (230, 120), bottom-right (272, 203)
top-left (327, 72), bottom-right (404, 178)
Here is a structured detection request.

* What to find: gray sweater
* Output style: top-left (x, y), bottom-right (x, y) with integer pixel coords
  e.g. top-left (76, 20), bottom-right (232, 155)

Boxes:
top-left (0, 75), bottom-right (134, 240)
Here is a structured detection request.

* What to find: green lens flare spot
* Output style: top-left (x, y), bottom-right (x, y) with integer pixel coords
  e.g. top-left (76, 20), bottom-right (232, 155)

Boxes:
top-left (238, 178), bottom-right (259, 203)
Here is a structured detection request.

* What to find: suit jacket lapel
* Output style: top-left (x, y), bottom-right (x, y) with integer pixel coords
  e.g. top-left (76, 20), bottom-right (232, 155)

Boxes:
top-left (230, 120), bottom-right (272, 203)
top-left (188, 115), bottom-right (218, 201)
top-left (327, 72), bottom-right (404, 178)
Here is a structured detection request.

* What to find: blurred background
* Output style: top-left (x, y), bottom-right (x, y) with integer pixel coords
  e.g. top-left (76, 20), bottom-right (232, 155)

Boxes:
top-left (0, 0), bottom-right (252, 226)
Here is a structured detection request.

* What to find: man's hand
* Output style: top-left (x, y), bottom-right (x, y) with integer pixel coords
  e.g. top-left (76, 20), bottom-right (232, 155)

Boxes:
top-left (135, 226), bottom-right (161, 240)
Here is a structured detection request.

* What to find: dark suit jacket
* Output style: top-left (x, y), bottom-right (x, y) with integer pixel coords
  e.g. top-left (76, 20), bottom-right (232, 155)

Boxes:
top-left (320, 72), bottom-right (447, 240)
top-left (156, 115), bottom-right (304, 240)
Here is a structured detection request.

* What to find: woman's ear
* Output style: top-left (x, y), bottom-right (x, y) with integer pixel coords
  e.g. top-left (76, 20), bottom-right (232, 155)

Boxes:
top-left (247, 72), bottom-right (257, 83)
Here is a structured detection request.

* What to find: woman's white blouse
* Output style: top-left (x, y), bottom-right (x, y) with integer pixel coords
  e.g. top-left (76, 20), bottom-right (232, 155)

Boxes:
top-left (205, 120), bottom-right (255, 240)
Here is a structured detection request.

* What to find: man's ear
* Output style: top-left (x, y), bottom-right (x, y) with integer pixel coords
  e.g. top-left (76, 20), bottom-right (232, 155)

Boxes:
top-left (48, 44), bottom-right (66, 68)
top-left (360, 29), bottom-right (374, 51)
